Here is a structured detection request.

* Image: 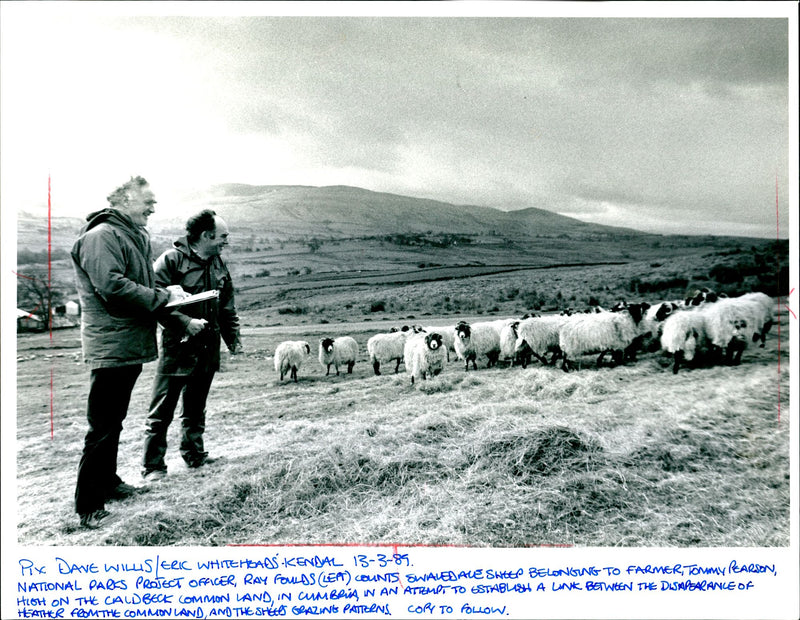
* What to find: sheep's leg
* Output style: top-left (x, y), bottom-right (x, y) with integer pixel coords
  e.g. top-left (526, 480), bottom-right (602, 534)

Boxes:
top-left (326, 364), bottom-right (331, 376)
top-left (487, 351), bottom-right (500, 368)
top-left (411, 374), bottom-right (415, 385)
top-left (280, 370), bottom-right (285, 381)
top-left (347, 361), bottom-right (355, 374)
top-left (335, 363), bottom-right (340, 376)
top-left (672, 351), bottom-right (683, 375)
top-left (394, 358), bottom-right (402, 373)
top-left (372, 360), bottom-right (381, 376)
top-left (532, 352), bottom-right (548, 366)
top-left (611, 350), bottom-right (624, 366)
top-left (561, 356), bottom-right (571, 372)
top-left (291, 366), bottom-right (298, 382)
top-left (596, 351), bottom-right (607, 366)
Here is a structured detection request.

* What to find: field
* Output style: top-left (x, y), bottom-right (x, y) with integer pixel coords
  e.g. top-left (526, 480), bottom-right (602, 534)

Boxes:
top-left (14, 259), bottom-right (791, 548)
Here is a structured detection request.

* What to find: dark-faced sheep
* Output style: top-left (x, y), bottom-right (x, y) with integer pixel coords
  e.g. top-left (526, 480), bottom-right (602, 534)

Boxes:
top-left (318, 336), bottom-right (359, 376)
top-left (453, 320), bottom-right (502, 371)
top-left (404, 332), bottom-right (447, 384)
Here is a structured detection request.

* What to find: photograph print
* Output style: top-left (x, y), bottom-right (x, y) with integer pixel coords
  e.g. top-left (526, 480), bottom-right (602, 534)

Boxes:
top-left (3, 3), bottom-right (793, 556)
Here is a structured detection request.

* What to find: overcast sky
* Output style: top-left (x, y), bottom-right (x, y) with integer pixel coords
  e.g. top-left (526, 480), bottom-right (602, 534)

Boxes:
top-left (1, 3), bottom-right (794, 237)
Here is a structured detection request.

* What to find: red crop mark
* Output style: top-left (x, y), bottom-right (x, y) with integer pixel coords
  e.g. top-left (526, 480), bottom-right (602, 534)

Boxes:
top-left (48, 174), bottom-right (53, 339)
top-left (785, 288), bottom-right (796, 320)
top-left (50, 369), bottom-right (55, 440)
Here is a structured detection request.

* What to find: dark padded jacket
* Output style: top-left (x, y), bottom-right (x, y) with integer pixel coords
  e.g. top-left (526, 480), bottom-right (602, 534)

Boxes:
top-left (71, 209), bottom-right (170, 369)
top-left (154, 237), bottom-right (241, 376)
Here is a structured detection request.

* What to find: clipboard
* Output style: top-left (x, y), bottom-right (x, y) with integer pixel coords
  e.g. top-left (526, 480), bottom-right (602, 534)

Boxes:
top-left (165, 289), bottom-right (220, 308)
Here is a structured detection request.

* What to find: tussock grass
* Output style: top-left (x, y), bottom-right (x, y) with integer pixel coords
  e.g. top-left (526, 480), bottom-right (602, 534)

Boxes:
top-left (15, 311), bottom-right (791, 547)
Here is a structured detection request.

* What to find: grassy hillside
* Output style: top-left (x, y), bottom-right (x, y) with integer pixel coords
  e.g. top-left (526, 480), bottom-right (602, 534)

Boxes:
top-left (15, 303), bottom-right (790, 547)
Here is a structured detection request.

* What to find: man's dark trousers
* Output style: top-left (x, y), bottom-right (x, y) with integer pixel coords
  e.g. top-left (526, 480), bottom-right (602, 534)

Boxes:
top-left (142, 370), bottom-right (216, 471)
top-left (75, 364), bottom-right (142, 515)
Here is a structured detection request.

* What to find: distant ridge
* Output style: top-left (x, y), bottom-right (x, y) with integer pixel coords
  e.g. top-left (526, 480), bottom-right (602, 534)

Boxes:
top-left (175, 184), bottom-right (650, 240)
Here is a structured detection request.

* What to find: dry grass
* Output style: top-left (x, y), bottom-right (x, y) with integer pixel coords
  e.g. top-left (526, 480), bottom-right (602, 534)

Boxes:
top-left (15, 310), bottom-right (790, 548)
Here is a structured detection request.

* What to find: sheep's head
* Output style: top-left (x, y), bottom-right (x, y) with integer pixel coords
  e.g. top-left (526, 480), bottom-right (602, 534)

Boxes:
top-left (626, 302), bottom-right (651, 325)
top-left (731, 319), bottom-right (748, 341)
top-left (655, 302), bottom-right (678, 322)
top-left (456, 322), bottom-right (471, 340)
top-left (320, 337), bottom-right (335, 353)
top-left (425, 333), bottom-right (443, 351)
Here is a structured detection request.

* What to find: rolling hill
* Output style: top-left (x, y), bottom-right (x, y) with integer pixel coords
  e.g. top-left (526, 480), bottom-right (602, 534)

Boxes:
top-left (172, 184), bottom-right (650, 240)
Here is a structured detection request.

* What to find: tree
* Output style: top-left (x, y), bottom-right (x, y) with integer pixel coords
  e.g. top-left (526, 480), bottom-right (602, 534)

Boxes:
top-left (16, 267), bottom-right (67, 330)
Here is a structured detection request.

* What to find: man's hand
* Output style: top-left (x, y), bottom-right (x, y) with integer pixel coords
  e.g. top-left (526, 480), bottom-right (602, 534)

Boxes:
top-left (229, 342), bottom-right (244, 356)
top-left (180, 318), bottom-right (208, 343)
top-left (166, 285), bottom-right (189, 304)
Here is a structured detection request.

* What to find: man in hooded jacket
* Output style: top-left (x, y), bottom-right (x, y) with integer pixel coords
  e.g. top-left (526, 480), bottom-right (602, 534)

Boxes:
top-left (71, 176), bottom-right (186, 529)
top-left (142, 209), bottom-right (242, 478)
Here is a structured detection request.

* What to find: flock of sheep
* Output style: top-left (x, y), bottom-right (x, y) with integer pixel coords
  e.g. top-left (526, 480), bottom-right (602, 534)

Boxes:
top-left (273, 289), bottom-right (776, 384)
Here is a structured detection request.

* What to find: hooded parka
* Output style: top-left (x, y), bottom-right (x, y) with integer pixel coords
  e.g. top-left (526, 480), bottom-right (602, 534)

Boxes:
top-left (71, 208), bottom-right (170, 369)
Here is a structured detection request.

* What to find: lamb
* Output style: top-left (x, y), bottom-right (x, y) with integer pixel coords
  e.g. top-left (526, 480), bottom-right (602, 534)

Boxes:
top-left (318, 336), bottom-right (359, 376)
top-left (367, 329), bottom-right (416, 375)
top-left (514, 314), bottom-right (569, 367)
top-left (659, 309), bottom-right (708, 374)
top-left (559, 302), bottom-right (650, 372)
top-left (274, 340), bottom-right (312, 382)
top-left (404, 331), bottom-right (447, 384)
top-left (453, 320), bottom-right (502, 371)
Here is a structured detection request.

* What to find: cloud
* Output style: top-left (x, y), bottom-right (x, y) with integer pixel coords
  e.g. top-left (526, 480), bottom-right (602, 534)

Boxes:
top-left (1, 12), bottom-right (791, 238)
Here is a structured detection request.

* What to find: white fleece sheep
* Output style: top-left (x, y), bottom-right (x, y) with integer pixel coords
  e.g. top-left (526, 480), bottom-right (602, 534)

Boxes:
top-left (453, 320), bottom-right (502, 371)
top-left (514, 314), bottom-right (570, 367)
top-left (499, 321), bottom-right (521, 366)
top-left (738, 292), bottom-right (775, 346)
top-left (698, 296), bottom-right (760, 365)
top-left (318, 336), bottom-right (359, 376)
top-left (404, 332), bottom-right (447, 384)
top-left (274, 340), bottom-right (312, 382)
top-left (367, 330), bottom-right (412, 375)
top-left (559, 303), bottom-right (650, 371)
top-left (659, 309), bottom-right (708, 374)
top-left (423, 325), bottom-right (456, 357)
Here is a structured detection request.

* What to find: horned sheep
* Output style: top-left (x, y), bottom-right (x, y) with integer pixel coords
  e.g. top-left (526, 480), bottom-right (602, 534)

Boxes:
top-left (274, 340), bottom-right (312, 382)
top-left (404, 331), bottom-right (447, 384)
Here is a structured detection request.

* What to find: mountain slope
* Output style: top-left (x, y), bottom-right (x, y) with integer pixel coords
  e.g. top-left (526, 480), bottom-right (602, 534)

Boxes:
top-left (173, 184), bottom-right (648, 239)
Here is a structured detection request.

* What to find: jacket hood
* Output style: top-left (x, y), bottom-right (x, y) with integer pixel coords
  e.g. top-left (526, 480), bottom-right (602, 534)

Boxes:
top-left (83, 208), bottom-right (139, 233)
top-left (173, 236), bottom-right (194, 258)
top-left (172, 236), bottom-right (213, 264)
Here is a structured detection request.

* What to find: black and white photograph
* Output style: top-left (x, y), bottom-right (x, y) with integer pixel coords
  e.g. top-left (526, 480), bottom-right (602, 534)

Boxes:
top-left (2, 2), bottom-right (797, 619)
